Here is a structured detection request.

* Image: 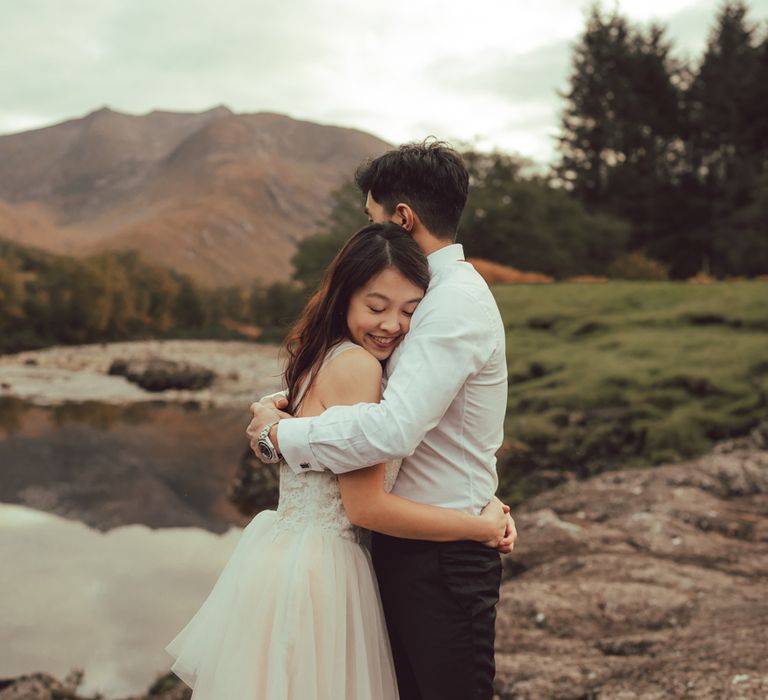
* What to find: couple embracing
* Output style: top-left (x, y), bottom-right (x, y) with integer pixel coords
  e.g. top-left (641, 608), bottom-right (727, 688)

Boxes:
top-left (165, 140), bottom-right (517, 700)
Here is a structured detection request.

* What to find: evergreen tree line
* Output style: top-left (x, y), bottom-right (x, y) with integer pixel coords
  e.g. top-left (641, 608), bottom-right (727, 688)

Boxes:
top-left (553, 0), bottom-right (768, 278)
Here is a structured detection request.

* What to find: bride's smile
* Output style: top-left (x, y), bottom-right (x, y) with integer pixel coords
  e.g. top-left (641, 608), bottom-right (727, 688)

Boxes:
top-left (346, 266), bottom-right (423, 361)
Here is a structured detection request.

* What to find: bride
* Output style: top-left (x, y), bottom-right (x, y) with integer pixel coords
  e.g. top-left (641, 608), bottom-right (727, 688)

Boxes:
top-left (164, 222), bottom-right (508, 699)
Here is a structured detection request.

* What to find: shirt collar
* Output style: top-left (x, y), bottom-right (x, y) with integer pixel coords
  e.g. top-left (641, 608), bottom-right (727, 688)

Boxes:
top-left (427, 243), bottom-right (465, 273)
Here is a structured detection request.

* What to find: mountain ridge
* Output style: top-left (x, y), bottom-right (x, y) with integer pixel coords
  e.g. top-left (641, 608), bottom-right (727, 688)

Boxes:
top-left (0, 107), bottom-right (389, 286)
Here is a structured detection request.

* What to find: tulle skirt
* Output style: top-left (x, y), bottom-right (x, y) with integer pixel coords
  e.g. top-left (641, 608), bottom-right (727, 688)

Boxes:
top-left (164, 510), bottom-right (399, 699)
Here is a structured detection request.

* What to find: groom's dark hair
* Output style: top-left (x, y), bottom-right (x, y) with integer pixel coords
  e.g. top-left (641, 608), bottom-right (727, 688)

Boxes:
top-left (354, 138), bottom-right (469, 240)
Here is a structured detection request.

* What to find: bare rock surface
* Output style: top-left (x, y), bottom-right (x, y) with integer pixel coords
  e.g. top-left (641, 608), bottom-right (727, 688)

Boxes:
top-left (107, 356), bottom-right (215, 392)
top-left (496, 426), bottom-right (768, 699)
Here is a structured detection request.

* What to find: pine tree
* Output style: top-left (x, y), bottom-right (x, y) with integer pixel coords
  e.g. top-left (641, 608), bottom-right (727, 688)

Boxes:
top-left (556, 6), bottom-right (684, 257)
top-left (557, 6), bottom-right (633, 207)
top-left (684, 0), bottom-right (765, 276)
top-left (687, 1), bottom-right (760, 201)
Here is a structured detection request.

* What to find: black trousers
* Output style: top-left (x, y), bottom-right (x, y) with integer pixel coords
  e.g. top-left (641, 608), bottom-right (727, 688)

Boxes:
top-left (371, 532), bottom-right (502, 700)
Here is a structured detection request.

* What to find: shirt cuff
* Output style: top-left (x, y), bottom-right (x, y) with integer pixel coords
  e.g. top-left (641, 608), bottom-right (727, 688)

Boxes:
top-left (277, 417), bottom-right (321, 473)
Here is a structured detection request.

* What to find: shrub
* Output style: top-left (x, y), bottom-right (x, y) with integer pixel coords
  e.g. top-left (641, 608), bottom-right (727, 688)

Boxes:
top-left (607, 252), bottom-right (669, 280)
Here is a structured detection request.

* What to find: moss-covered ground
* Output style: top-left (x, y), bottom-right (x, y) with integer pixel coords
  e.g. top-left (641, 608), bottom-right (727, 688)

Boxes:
top-left (494, 281), bottom-right (768, 502)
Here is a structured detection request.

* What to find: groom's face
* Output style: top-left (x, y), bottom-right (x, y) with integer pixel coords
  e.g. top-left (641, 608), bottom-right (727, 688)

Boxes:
top-left (364, 191), bottom-right (398, 226)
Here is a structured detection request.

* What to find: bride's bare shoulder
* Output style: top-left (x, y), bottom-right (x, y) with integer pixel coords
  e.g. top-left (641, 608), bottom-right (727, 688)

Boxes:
top-left (316, 345), bottom-right (382, 406)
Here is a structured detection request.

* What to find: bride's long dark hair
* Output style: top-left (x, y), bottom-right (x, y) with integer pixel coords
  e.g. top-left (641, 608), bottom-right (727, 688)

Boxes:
top-left (283, 222), bottom-right (429, 413)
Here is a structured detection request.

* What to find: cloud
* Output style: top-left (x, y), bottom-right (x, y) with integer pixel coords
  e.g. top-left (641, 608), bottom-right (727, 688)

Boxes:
top-left (0, 0), bottom-right (331, 122)
top-left (425, 40), bottom-right (571, 102)
top-left (1, 0), bottom-right (767, 164)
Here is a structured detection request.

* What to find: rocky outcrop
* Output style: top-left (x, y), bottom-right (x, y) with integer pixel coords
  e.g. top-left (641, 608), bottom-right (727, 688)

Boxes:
top-left (495, 426), bottom-right (768, 699)
top-left (0, 671), bottom-right (190, 700)
top-left (107, 356), bottom-right (215, 392)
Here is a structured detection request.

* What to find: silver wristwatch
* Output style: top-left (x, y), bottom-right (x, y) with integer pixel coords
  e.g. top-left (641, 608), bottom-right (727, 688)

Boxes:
top-left (257, 419), bottom-right (282, 463)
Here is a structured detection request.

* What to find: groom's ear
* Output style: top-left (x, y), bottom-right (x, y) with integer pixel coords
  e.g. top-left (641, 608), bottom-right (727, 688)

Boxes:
top-left (393, 203), bottom-right (416, 232)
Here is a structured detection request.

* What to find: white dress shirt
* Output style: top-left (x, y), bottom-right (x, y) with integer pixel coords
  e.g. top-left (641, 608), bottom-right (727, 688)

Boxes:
top-left (278, 243), bottom-right (508, 514)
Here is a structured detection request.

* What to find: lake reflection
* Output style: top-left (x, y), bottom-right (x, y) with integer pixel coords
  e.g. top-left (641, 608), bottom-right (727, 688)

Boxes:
top-left (0, 398), bottom-right (272, 696)
top-left (0, 399), bottom-right (257, 532)
top-left (0, 502), bottom-right (243, 697)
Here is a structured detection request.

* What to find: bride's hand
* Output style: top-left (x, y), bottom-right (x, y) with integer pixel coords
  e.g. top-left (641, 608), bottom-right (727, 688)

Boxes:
top-left (479, 496), bottom-right (509, 548)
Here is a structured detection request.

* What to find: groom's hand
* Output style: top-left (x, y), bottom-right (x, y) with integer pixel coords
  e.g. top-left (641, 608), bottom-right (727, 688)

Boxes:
top-left (259, 391), bottom-right (289, 411)
top-left (246, 400), bottom-right (291, 461)
top-left (497, 507), bottom-right (517, 554)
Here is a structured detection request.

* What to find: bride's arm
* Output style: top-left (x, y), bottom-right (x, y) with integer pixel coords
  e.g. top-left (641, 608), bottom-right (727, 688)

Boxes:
top-left (318, 346), bottom-right (506, 545)
top-left (339, 464), bottom-right (506, 544)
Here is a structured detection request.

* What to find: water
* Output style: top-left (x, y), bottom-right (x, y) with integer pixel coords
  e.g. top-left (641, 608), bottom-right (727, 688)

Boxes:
top-left (0, 398), bottom-right (255, 532)
top-left (0, 398), bottom-right (263, 697)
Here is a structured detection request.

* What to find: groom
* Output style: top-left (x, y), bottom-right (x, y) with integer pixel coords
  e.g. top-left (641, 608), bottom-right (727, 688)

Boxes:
top-left (248, 140), bottom-right (514, 700)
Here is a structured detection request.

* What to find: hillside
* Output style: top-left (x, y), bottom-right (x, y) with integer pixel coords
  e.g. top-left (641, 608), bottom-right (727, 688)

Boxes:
top-left (0, 108), bottom-right (388, 286)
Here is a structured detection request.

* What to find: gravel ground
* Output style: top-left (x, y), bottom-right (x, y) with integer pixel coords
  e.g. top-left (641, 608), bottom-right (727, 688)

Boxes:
top-left (0, 340), bottom-right (283, 408)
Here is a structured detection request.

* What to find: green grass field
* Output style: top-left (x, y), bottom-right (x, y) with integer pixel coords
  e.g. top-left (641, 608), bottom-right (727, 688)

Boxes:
top-left (493, 280), bottom-right (768, 503)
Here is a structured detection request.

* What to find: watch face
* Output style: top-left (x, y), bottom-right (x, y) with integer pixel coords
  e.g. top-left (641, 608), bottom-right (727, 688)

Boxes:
top-left (258, 438), bottom-right (276, 461)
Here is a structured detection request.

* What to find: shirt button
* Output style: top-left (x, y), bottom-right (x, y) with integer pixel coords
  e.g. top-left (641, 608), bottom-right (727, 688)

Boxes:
top-left (300, 462), bottom-right (310, 470)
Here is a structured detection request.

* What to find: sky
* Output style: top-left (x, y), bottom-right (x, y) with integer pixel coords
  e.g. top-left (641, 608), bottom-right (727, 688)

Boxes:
top-left (1, 0), bottom-right (767, 165)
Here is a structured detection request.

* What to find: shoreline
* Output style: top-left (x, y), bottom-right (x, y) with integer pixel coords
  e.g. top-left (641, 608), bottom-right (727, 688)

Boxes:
top-left (0, 339), bottom-right (283, 409)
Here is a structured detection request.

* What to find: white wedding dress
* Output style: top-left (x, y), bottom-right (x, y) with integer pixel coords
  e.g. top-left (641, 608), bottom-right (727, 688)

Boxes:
top-left (165, 340), bottom-right (401, 699)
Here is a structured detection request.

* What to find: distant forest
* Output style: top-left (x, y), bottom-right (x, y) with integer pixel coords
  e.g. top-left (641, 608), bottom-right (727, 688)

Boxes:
top-left (0, 239), bottom-right (311, 353)
top-left (1, 1), bottom-right (766, 351)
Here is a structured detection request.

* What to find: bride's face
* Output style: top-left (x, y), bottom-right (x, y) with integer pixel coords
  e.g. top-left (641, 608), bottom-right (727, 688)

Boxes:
top-left (346, 266), bottom-right (424, 361)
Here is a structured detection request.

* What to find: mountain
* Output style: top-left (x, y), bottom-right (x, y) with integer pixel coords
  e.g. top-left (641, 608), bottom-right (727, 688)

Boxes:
top-left (0, 107), bottom-right (389, 286)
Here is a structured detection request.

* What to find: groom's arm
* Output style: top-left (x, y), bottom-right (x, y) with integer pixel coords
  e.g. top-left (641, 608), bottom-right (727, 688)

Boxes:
top-left (276, 283), bottom-right (497, 474)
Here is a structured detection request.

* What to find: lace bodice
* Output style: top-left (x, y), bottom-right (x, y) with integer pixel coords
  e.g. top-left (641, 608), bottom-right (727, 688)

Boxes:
top-left (274, 459), bottom-right (400, 544)
top-left (272, 341), bottom-right (401, 544)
